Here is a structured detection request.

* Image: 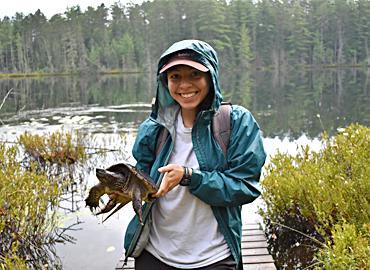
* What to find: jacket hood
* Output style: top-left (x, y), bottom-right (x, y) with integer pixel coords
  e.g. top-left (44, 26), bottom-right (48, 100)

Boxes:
top-left (153, 40), bottom-right (223, 120)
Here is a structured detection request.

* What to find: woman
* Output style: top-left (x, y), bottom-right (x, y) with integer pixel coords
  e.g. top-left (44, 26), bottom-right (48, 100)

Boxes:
top-left (124, 40), bottom-right (266, 270)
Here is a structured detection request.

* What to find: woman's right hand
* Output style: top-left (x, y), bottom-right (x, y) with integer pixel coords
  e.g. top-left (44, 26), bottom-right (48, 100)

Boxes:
top-left (153, 164), bottom-right (191, 198)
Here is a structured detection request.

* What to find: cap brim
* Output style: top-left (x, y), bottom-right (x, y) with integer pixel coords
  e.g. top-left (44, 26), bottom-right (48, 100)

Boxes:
top-left (159, 59), bottom-right (209, 73)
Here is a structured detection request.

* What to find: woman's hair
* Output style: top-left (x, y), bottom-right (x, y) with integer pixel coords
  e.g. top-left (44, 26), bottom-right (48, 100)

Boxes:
top-left (197, 75), bottom-right (214, 112)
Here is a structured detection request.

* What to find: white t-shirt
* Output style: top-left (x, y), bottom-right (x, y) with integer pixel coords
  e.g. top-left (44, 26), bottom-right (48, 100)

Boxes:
top-left (145, 113), bottom-right (231, 268)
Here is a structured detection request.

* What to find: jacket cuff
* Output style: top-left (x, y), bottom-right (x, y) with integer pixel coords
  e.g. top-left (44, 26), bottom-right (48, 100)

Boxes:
top-left (189, 168), bottom-right (202, 188)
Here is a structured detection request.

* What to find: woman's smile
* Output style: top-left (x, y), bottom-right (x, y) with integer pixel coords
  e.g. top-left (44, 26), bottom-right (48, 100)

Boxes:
top-left (179, 91), bottom-right (198, 99)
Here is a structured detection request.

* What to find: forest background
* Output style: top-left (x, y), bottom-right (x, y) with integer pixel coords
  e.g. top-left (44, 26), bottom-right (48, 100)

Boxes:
top-left (0, 0), bottom-right (370, 76)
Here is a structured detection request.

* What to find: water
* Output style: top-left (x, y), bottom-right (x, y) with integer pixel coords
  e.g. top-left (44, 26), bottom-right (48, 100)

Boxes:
top-left (0, 69), bottom-right (368, 269)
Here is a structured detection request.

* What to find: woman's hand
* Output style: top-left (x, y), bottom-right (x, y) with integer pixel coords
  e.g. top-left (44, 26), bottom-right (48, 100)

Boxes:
top-left (153, 164), bottom-right (188, 198)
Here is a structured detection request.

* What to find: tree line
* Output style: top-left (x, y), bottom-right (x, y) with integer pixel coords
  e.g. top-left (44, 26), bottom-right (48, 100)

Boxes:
top-left (0, 0), bottom-right (369, 74)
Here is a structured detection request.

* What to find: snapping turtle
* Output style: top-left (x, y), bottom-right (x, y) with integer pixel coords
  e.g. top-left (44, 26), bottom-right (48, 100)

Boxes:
top-left (85, 163), bottom-right (157, 224)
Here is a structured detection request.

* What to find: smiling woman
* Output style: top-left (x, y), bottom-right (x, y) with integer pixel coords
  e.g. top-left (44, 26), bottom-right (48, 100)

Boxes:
top-left (122, 40), bottom-right (266, 270)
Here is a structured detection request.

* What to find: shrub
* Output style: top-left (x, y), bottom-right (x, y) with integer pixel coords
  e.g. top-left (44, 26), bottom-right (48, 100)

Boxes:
top-left (260, 124), bottom-right (370, 269)
top-left (315, 223), bottom-right (369, 270)
top-left (18, 131), bottom-right (87, 165)
top-left (0, 143), bottom-right (61, 269)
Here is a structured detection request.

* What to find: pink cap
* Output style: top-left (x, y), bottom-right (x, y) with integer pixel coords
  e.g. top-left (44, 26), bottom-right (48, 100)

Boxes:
top-left (159, 52), bottom-right (209, 73)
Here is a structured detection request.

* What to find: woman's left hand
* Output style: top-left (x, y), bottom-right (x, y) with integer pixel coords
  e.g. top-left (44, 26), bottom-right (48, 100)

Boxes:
top-left (153, 164), bottom-right (185, 198)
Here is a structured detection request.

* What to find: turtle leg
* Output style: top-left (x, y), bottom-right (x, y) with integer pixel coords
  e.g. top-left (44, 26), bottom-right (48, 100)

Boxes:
top-left (102, 201), bottom-right (129, 223)
top-left (102, 198), bottom-right (131, 223)
top-left (132, 189), bottom-right (143, 225)
top-left (96, 198), bottom-right (117, 215)
top-left (85, 184), bottom-right (105, 212)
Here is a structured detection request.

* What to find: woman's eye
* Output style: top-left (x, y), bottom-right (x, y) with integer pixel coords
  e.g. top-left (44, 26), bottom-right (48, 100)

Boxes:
top-left (191, 71), bottom-right (201, 78)
top-left (169, 74), bottom-right (180, 80)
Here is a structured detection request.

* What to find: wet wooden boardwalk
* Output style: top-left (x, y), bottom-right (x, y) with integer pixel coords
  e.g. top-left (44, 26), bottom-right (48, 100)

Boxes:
top-left (115, 222), bottom-right (275, 270)
top-left (241, 223), bottom-right (276, 270)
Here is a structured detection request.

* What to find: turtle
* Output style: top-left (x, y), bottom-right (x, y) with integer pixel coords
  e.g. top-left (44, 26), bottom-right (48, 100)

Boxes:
top-left (85, 163), bottom-right (157, 224)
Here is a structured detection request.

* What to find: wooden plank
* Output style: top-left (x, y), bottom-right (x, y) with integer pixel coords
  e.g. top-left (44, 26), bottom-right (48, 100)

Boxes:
top-left (115, 257), bottom-right (134, 270)
top-left (243, 223), bottom-right (260, 230)
top-left (242, 241), bottom-right (268, 249)
top-left (243, 263), bottom-right (277, 270)
top-left (242, 229), bottom-right (265, 236)
top-left (242, 234), bottom-right (267, 242)
top-left (242, 248), bottom-right (269, 256)
top-left (243, 255), bottom-right (275, 264)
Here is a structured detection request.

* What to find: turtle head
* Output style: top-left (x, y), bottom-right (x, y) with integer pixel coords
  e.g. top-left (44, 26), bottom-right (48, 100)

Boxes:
top-left (96, 168), bottom-right (120, 184)
top-left (96, 168), bottom-right (108, 180)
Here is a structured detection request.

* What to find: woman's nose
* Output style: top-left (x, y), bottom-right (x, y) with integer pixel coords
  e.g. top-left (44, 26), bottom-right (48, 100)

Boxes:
top-left (179, 78), bottom-right (192, 89)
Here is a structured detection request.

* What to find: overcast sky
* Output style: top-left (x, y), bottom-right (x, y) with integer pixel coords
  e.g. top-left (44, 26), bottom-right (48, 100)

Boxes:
top-left (0, 0), bottom-right (145, 19)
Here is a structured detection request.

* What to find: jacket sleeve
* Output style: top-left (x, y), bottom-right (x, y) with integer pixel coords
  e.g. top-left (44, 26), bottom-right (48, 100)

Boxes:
top-left (132, 118), bottom-right (160, 174)
top-left (189, 106), bottom-right (266, 207)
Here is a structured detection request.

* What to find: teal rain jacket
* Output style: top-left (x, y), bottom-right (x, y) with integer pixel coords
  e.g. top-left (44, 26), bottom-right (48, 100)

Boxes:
top-left (124, 40), bottom-right (266, 270)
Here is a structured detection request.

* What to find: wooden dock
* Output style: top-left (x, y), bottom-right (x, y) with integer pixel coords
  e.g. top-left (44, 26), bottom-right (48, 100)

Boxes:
top-left (116, 222), bottom-right (275, 270)
top-left (241, 223), bottom-right (276, 270)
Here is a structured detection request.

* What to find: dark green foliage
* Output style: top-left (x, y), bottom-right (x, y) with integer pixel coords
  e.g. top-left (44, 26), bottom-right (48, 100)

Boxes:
top-left (0, 131), bottom-right (90, 269)
top-left (0, 143), bottom-right (61, 269)
top-left (0, 0), bottom-right (369, 74)
top-left (260, 124), bottom-right (370, 269)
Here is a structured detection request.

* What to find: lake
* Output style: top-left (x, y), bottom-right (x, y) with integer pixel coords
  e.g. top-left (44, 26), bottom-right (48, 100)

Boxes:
top-left (0, 68), bottom-right (368, 269)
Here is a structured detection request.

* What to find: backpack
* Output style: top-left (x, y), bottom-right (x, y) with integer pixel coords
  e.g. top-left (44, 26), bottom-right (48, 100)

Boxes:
top-left (155, 103), bottom-right (231, 157)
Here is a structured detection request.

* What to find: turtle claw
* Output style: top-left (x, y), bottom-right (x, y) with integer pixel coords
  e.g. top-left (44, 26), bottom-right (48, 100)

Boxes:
top-left (138, 215), bottom-right (144, 226)
top-left (134, 206), bottom-right (143, 225)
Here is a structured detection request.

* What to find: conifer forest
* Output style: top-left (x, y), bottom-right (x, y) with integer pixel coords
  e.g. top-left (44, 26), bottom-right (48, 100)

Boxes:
top-left (0, 0), bottom-right (369, 75)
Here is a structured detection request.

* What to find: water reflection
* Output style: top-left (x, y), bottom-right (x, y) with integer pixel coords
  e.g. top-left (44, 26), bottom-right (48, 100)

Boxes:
top-left (221, 68), bottom-right (370, 138)
top-left (1, 69), bottom-right (368, 138)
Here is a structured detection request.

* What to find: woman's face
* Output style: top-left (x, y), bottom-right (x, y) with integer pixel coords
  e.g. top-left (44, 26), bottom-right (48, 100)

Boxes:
top-left (166, 65), bottom-right (210, 113)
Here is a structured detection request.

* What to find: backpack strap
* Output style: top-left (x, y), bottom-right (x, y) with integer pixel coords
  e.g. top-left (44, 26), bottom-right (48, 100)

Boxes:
top-left (155, 127), bottom-right (169, 156)
top-left (212, 102), bottom-right (231, 157)
top-left (155, 102), bottom-right (232, 157)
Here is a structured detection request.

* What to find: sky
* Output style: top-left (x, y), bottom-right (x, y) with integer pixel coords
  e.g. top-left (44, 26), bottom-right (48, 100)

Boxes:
top-left (0, 0), bottom-right (145, 19)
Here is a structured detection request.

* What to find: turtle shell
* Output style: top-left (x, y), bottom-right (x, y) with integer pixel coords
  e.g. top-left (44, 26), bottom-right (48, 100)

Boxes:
top-left (85, 163), bottom-right (157, 223)
top-left (119, 163), bottom-right (157, 195)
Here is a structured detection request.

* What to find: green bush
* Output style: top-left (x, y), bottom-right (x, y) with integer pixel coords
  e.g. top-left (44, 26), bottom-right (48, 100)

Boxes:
top-left (316, 223), bottom-right (369, 270)
top-left (18, 131), bottom-right (87, 165)
top-left (0, 143), bottom-right (61, 269)
top-left (260, 124), bottom-right (370, 269)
